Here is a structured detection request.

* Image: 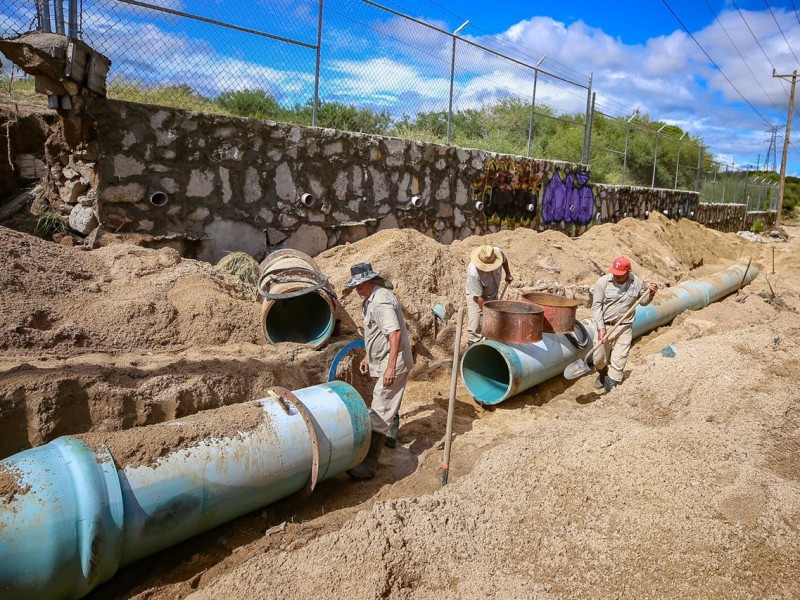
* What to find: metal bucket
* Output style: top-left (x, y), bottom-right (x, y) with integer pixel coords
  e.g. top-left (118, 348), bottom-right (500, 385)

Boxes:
top-left (482, 300), bottom-right (543, 344)
top-left (521, 292), bottom-right (578, 334)
top-left (259, 249), bottom-right (337, 348)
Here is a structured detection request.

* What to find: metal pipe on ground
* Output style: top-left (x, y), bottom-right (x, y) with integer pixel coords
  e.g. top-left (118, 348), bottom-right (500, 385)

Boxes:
top-left (0, 381), bottom-right (371, 600)
top-left (461, 263), bottom-right (759, 405)
top-left (259, 249), bottom-right (337, 348)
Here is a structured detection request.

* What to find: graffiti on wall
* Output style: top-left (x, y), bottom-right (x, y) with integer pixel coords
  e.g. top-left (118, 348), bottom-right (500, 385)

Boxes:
top-left (472, 159), bottom-right (597, 232)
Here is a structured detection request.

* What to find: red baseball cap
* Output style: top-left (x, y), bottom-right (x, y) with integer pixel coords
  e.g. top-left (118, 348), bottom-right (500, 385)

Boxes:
top-left (610, 256), bottom-right (631, 276)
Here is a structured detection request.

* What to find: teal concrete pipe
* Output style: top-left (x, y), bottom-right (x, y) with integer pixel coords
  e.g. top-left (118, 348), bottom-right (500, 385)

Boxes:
top-left (630, 262), bottom-right (759, 337)
top-left (0, 381), bottom-right (370, 600)
top-left (461, 262), bottom-right (758, 405)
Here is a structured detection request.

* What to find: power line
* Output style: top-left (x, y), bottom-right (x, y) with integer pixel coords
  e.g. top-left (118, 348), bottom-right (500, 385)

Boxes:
top-left (661, 0), bottom-right (774, 126)
top-left (704, 0), bottom-right (782, 112)
top-left (764, 0), bottom-right (800, 66)
top-left (791, 0), bottom-right (800, 26)
top-left (730, 0), bottom-right (791, 98)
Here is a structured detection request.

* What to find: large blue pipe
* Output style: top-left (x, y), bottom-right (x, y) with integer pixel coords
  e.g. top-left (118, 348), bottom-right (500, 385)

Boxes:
top-left (0, 381), bottom-right (370, 600)
top-left (461, 263), bottom-right (758, 405)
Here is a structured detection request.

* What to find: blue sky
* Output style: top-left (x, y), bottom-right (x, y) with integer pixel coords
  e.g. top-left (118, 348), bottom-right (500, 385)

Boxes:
top-left (390, 0), bottom-right (800, 174)
top-left (4, 0), bottom-right (800, 176)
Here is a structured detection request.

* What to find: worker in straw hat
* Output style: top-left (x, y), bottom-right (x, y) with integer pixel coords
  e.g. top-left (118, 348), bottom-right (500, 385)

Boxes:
top-left (465, 244), bottom-right (514, 344)
top-left (344, 262), bottom-right (414, 479)
top-left (591, 256), bottom-right (658, 393)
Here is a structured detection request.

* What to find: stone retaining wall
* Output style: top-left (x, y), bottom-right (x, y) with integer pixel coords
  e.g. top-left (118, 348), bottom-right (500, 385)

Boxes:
top-left (3, 99), bottom-right (777, 261)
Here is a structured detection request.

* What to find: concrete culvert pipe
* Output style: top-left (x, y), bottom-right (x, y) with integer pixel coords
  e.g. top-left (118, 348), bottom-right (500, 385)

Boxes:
top-left (259, 249), bottom-right (337, 348)
top-left (0, 381), bottom-right (371, 600)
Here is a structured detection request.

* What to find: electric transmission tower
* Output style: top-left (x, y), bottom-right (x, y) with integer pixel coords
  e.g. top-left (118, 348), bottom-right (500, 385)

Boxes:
top-left (765, 125), bottom-right (779, 172)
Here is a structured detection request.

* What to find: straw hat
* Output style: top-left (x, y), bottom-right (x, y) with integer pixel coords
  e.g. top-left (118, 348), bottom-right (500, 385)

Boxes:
top-left (470, 245), bottom-right (503, 272)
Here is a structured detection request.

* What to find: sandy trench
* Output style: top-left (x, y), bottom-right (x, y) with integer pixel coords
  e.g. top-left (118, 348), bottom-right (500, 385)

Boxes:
top-left (0, 214), bottom-right (799, 598)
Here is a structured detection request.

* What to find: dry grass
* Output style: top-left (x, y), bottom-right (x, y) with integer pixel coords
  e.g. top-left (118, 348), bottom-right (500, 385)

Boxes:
top-left (217, 251), bottom-right (260, 301)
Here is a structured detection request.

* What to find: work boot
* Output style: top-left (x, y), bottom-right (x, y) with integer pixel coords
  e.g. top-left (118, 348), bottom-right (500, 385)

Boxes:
top-left (384, 414), bottom-right (399, 449)
top-left (604, 375), bottom-right (621, 394)
top-left (347, 431), bottom-right (385, 479)
top-left (594, 367), bottom-right (608, 390)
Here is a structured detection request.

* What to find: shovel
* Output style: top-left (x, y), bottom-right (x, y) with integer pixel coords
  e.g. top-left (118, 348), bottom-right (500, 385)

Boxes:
top-left (563, 290), bottom-right (650, 380)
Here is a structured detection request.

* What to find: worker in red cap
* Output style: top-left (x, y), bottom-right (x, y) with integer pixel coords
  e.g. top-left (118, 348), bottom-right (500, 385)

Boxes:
top-left (591, 256), bottom-right (658, 393)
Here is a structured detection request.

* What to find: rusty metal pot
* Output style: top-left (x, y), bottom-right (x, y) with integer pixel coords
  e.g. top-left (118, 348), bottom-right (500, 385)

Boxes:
top-left (482, 300), bottom-right (543, 344)
top-left (520, 292), bottom-right (578, 334)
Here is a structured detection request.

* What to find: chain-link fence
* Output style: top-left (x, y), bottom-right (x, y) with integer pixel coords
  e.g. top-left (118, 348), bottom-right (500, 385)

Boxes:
top-left (700, 160), bottom-right (779, 210)
top-left (0, 0), bottom-right (782, 208)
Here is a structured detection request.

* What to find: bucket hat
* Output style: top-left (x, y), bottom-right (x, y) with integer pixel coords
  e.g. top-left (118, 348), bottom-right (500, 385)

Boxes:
top-left (471, 245), bottom-right (503, 272)
top-left (345, 262), bottom-right (393, 289)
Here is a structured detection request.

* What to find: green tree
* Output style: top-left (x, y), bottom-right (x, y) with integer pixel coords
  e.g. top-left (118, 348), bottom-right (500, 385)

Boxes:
top-left (289, 100), bottom-right (391, 134)
top-left (216, 89), bottom-right (284, 120)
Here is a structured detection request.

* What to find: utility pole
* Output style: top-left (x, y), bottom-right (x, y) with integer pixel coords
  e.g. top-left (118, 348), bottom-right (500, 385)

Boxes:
top-left (773, 69), bottom-right (797, 226)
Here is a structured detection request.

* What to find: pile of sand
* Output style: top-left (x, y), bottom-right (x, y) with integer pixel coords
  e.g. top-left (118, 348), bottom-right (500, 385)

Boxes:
top-left (186, 243), bottom-right (800, 599)
top-left (0, 227), bottom-right (263, 355)
top-left (2, 215), bottom-right (798, 599)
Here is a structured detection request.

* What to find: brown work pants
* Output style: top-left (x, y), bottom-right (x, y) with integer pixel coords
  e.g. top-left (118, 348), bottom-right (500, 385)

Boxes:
top-left (591, 324), bottom-right (633, 382)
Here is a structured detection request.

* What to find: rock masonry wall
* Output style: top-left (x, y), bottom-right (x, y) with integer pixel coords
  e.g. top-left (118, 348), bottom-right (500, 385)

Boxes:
top-left (1, 99), bottom-right (776, 261)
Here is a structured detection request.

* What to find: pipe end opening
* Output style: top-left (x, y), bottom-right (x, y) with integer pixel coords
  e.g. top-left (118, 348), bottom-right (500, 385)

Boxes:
top-left (264, 293), bottom-right (334, 347)
top-left (461, 344), bottom-right (511, 405)
top-left (150, 191), bottom-right (169, 207)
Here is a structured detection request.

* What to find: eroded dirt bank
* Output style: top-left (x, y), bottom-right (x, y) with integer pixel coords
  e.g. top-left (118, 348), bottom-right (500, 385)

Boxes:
top-left (1, 215), bottom-right (798, 598)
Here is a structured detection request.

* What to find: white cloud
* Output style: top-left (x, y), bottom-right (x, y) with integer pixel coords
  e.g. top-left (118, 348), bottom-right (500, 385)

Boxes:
top-left (327, 57), bottom-right (450, 101)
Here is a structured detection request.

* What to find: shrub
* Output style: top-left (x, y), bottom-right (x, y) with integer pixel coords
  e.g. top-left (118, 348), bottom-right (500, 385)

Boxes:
top-left (751, 218), bottom-right (766, 233)
top-left (217, 252), bottom-right (260, 301)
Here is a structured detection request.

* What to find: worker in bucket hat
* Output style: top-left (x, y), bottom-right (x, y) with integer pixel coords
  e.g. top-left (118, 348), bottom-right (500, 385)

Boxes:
top-left (344, 262), bottom-right (413, 478)
top-left (465, 244), bottom-right (513, 344)
top-left (591, 256), bottom-right (658, 393)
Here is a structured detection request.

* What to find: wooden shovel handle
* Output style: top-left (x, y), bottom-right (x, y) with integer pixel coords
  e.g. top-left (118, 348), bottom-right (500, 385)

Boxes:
top-left (589, 290), bottom-right (650, 354)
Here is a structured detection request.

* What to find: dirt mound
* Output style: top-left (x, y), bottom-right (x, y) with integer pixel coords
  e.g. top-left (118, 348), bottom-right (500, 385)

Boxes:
top-left (1, 216), bottom-right (797, 600)
top-left (576, 212), bottom-right (750, 285)
top-left (0, 226), bottom-right (262, 355)
top-left (187, 266), bottom-right (800, 600)
top-left (316, 228), bottom-right (465, 360)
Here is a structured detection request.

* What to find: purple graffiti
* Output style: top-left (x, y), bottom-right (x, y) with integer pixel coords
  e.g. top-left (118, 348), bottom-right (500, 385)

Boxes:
top-left (565, 172), bottom-right (580, 223)
top-left (565, 172), bottom-right (596, 225)
top-left (543, 170), bottom-right (595, 226)
top-left (542, 170), bottom-right (566, 224)
top-left (575, 172), bottom-right (595, 225)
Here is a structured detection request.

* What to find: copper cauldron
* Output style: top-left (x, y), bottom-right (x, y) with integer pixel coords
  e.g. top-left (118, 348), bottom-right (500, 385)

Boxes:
top-left (482, 300), bottom-right (544, 344)
top-left (520, 292), bottom-right (578, 334)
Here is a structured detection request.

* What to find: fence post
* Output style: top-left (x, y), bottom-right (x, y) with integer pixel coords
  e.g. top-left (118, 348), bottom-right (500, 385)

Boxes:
top-left (526, 55), bottom-right (546, 157)
top-left (312, 0), bottom-right (324, 127)
top-left (581, 73), bottom-right (593, 164)
top-left (695, 142), bottom-right (704, 192)
top-left (651, 124), bottom-right (666, 188)
top-left (587, 92), bottom-right (596, 163)
top-left (743, 166), bottom-right (750, 206)
top-left (622, 115), bottom-right (634, 185)
top-left (68, 0), bottom-right (78, 37)
top-left (722, 165), bottom-right (728, 203)
top-left (53, 0), bottom-right (65, 34)
top-left (711, 166), bottom-right (717, 202)
top-left (37, 0), bottom-right (52, 33)
top-left (446, 21), bottom-right (468, 144)
top-left (526, 70), bottom-right (539, 157)
top-left (757, 180), bottom-right (764, 210)
top-left (446, 34), bottom-right (456, 143)
top-left (674, 132), bottom-right (686, 189)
